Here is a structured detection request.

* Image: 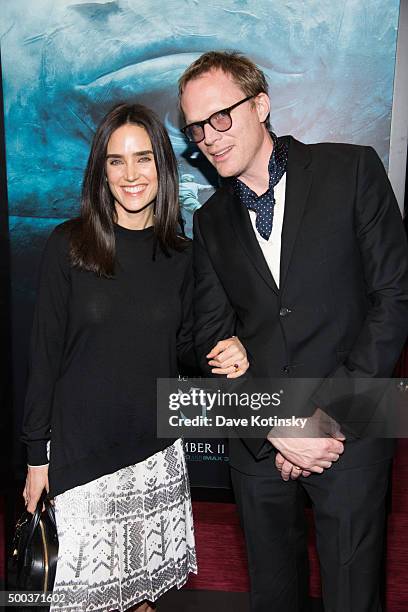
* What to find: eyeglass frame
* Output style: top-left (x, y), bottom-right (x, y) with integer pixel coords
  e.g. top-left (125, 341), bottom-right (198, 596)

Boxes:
top-left (181, 95), bottom-right (255, 144)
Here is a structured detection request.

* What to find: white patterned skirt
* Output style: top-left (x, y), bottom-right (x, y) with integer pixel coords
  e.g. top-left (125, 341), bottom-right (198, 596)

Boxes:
top-left (50, 439), bottom-right (197, 612)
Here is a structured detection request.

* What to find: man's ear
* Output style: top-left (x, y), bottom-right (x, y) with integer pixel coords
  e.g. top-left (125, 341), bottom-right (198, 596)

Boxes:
top-left (254, 93), bottom-right (270, 124)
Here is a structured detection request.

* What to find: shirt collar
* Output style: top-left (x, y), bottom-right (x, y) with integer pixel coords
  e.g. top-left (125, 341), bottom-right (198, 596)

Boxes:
top-left (233, 132), bottom-right (280, 202)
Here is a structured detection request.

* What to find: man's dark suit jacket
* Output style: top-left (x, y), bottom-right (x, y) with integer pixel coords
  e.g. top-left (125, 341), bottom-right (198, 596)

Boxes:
top-left (193, 136), bottom-right (408, 475)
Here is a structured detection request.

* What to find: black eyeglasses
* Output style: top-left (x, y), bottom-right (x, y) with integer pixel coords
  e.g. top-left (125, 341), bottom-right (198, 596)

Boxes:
top-left (181, 95), bottom-right (254, 144)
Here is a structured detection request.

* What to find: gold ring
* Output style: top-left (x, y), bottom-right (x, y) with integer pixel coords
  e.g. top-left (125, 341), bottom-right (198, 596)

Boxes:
top-left (233, 363), bottom-right (240, 372)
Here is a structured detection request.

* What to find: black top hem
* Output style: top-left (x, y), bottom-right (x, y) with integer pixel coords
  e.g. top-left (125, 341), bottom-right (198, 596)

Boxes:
top-left (49, 437), bottom-right (176, 497)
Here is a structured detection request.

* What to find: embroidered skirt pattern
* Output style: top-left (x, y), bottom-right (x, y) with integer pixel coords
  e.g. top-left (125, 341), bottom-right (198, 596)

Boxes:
top-left (50, 439), bottom-right (197, 611)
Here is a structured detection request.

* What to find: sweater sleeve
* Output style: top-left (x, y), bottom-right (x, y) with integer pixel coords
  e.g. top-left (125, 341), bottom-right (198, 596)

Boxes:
top-left (21, 225), bottom-right (71, 465)
top-left (176, 247), bottom-right (199, 374)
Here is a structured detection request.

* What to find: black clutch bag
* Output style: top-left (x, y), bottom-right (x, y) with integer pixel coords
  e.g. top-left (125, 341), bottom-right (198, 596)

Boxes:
top-left (11, 495), bottom-right (59, 592)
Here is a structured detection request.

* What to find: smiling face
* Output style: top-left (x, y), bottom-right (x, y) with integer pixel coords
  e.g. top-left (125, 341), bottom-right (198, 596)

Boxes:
top-left (105, 123), bottom-right (158, 229)
top-left (180, 69), bottom-right (272, 189)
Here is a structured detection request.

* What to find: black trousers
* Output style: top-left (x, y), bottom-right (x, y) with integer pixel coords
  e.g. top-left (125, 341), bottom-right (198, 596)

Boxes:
top-left (230, 458), bottom-right (391, 612)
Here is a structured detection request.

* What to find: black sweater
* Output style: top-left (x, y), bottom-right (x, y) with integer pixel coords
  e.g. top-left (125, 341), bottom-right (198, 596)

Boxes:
top-left (22, 222), bottom-right (195, 497)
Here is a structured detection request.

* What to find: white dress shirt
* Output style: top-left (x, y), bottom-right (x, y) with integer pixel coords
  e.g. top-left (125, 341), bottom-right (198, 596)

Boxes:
top-left (248, 173), bottom-right (286, 287)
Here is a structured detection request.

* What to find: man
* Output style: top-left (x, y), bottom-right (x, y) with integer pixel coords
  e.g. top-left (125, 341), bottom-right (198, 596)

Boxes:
top-left (179, 51), bottom-right (408, 612)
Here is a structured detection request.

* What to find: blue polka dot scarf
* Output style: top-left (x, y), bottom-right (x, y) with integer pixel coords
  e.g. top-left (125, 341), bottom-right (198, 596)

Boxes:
top-left (233, 132), bottom-right (288, 240)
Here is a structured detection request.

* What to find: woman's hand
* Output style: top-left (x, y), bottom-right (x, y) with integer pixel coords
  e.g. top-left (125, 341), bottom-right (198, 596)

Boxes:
top-left (23, 465), bottom-right (49, 513)
top-left (207, 336), bottom-right (249, 378)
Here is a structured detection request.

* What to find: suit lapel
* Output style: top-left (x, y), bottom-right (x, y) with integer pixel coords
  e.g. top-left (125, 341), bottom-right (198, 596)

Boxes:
top-left (223, 136), bottom-right (312, 294)
top-left (279, 136), bottom-right (312, 289)
top-left (225, 186), bottom-right (279, 293)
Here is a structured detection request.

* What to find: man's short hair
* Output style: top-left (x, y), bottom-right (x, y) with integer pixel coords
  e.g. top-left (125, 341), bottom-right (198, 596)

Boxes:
top-left (178, 50), bottom-right (270, 129)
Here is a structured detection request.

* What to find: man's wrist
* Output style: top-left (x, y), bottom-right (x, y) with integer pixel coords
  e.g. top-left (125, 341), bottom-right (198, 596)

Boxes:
top-left (266, 428), bottom-right (279, 447)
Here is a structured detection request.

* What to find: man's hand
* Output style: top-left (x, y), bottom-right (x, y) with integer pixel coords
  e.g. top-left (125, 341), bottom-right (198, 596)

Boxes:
top-left (269, 436), bottom-right (344, 474)
top-left (268, 407), bottom-right (345, 475)
top-left (23, 465), bottom-right (49, 513)
top-left (275, 452), bottom-right (312, 481)
top-left (207, 336), bottom-right (249, 378)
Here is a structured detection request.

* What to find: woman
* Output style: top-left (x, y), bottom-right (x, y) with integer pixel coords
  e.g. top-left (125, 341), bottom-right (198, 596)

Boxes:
top-left (22, 103), bottom-right (248, 612)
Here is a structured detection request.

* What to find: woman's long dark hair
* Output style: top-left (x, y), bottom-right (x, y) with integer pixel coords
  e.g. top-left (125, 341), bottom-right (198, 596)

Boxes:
top-left (68, 103), bottom-right (186, 277)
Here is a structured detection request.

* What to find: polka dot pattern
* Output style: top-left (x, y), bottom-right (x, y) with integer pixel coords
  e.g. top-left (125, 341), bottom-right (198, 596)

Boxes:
top-left (233, 133), bottom-right (288, 240)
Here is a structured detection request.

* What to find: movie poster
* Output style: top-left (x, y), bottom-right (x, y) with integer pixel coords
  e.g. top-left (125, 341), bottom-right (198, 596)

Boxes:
top-left (1, 0), bottom-right (400, 485)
